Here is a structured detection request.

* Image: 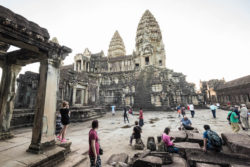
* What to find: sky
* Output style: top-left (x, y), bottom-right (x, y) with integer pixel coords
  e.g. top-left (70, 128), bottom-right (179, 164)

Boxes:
top-left (0, 0), bottom-right (250, 89)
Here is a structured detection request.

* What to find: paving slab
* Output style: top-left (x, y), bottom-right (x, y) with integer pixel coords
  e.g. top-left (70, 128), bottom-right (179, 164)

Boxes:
top-left (186, 132), bottom-right (204, 146)
top-left (196, 162), bottom-right (220, 167)
top-left (169, 131), bottom-right (187, 142)
top-left (221, 133), bottom-right (250, 155)
top-left (162, 154), bottom-right (188, 167)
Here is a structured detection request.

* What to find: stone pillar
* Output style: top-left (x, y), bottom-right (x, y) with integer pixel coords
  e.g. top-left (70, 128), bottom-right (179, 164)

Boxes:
top-left (85, 87), bottom-right (88, 105)
top-left (72, 86), bottom-right (76, 106)
top-left (27, 59), bottom-right (60, 153)
top-left (0, 64), bottom-right (21, 140)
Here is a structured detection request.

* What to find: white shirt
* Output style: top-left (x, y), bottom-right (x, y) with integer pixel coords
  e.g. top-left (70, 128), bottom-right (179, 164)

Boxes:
top-left (189, 104), bottom-right (194, 111)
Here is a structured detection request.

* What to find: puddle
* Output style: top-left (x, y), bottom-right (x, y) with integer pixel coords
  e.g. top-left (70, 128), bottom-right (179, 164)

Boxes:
top-left (121, 125), bottom-right (132, 128)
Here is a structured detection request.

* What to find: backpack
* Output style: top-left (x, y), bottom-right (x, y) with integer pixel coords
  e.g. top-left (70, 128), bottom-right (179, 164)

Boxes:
top-left (207, 130), bottom-right (222, 147)
top-left (227, 111), bottom-right (232, 121)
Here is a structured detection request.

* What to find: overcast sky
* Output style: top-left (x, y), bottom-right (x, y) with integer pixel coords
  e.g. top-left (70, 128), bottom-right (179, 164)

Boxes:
top-left (0, 0), bottom-right (250, 89)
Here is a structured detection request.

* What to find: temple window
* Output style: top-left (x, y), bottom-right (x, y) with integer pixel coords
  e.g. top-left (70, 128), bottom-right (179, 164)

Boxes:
top-left (145, 57), bottom-right (149, 65)
top-left (159, 60), bottom-right (162, 66)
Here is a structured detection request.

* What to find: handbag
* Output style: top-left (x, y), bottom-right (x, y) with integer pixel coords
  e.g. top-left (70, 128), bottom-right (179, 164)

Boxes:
top-left (99, 147), bottom-right (103, 155)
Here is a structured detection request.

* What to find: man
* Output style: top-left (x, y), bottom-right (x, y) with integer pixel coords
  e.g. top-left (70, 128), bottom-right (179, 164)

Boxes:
top-left (234, 105), bottom-right (245, 130)
top-left (111, 105), bottom-right (116, 116)
top-left (203, 125), bottom-right (222, 152)
top-left (139, 108), bottom-right (144, 127)
top-left (130, 121), bottom-right (142, 145)
top-left (240, 104), bottom-right (249, 130)
top-left (189, 104), bottom-right (195, 118)
top-left (210, 104), bottom-right (217, 118)
top-left (123, 107), bottom-right (129, 123)
top-left (181, 116), bottom-right (194, 130)
top-left (228, 107), bottom-right (240, 133)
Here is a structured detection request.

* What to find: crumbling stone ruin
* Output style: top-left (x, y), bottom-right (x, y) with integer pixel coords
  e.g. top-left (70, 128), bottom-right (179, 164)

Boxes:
top-left (107, 131), bottom-right (250, 167)
top-left (14, 10), bottom-right (204, 118)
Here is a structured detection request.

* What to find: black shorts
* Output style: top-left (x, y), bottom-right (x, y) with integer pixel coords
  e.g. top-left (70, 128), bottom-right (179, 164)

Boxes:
top-left (61, 119), bottom-right (70, 125)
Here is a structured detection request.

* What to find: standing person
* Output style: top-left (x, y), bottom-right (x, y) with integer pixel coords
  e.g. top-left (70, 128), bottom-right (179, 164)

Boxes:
top-left (128, 107), bottom-right (133, 115)
top-left (240, 104), bottom-right (249, 131)
top-left (162, 127), bottom-right (179, 153)
top-left (228, 107), bottom-right (240, 133)
top-left (234, 105), bottom-right (245, 130)
top-left (89, 120), bottom-right (101, 167)
top-left (139, 108), bottom-right (144, 127)
top-left (210, 104), bottom-right (217, 118)
top-left (130, 121), bottom-right (142, 146)
top-left (202, 125), bottom-right (222, 152)
top-left (123, 107), bottom-right (129, 123)
top-left (189, 104), bottom-right (195, 118)
top-left (111, 105), bottom-right (116, 116)
top-left (181, 106), bottom-right (186, 117)
top-left (57, 101), bottom-right (70, 143)
top-left (177, 105), bottom-right (181, 118)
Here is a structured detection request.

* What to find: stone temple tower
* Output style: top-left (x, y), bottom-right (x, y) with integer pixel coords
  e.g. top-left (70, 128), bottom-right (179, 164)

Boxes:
top-left (108, 30), bottom-right (126, 58)
top-left (135, 10), bottom-right (166, 69)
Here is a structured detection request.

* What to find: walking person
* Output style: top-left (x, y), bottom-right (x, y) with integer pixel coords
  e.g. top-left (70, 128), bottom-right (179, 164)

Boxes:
top-left (123, 107), bottom-right (129, 123)
top-left (177, 105), bottom-right (181, 118)
top-left (240, 104), bottom-right (249, 131)
top-left (111, 105), bottom-right (116, 116)
top-left (234, 105), bottom-right (245, 130)
top-left (89, 120), bottom-right (101, 167)
top-left (139, 108), bottom-right (144, 127)
top-left (57, 101), bottom-right (70, 143)
top-left (228, 107), bottom-right (240, 133)
top-left (210, 103), bottom-right (217, 118)
top-left (189, 104), bottom-right (195, 118)
top-left (181, 106), bottom-right (186, 117)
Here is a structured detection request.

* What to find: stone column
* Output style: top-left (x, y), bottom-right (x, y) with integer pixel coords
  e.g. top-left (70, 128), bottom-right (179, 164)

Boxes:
top-left (72, 86), bottom-right (76, 106)
top-left (0, 64), bottom-right (21, 140)
top-left (27, 59), bottom-right (60, 153)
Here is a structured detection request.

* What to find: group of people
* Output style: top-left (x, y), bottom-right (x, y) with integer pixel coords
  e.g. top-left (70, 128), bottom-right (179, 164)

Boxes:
top-left (227, 104), bottom-right (249, 132)
top-left (177, 104), bottom-right (195, 118)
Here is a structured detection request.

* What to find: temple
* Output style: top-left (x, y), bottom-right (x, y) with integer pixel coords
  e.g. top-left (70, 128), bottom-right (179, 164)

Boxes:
top-left (15, 10), bottom-right (204, 114)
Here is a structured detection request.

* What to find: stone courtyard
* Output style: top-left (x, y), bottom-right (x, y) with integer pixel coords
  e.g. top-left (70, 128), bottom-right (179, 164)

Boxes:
top-left (1, 109), bottom-right (249, 166)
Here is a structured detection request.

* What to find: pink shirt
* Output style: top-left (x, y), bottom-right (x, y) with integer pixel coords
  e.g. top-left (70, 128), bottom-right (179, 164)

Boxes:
top-left (162, 133), bottom-right (173, 147)
top-left (89, 129), bottom-right (99, 156)
top-left (139, 110), bottom-right (143, 119)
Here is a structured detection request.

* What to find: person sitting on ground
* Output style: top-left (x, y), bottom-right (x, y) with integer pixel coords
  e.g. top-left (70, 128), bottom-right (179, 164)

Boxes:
top-left (162, 127), bottom-right (179, 153)
top-left (130, 121), bottom-right (142, 146)
top-left (180, 116), bottom-right (194, 130)
top-left (203, 125), bottom-right (222, 152)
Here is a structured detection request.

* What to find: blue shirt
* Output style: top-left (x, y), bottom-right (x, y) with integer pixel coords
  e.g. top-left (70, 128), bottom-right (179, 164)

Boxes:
top-left (111, 106), bottom-right (115, 111)
top-left (210, 105), bottom-right (217, 110)
top-left (203, 130), bottom-right (212, 149)
top-left (181, 118), bottom-right (191, 126)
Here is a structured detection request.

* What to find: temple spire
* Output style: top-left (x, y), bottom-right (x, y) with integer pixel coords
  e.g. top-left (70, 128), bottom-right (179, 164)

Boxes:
top-left (108, 30), bottom-right (126, 58)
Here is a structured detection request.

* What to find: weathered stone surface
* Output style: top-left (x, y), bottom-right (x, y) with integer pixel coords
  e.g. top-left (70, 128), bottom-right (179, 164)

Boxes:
top-left (169, 131), bottom-right (187, 142)
top-left (162, 154), bottom-right (187, 167)
top-left (196, 163), bottom-right (220, 167)
top-left (107, 153), bottom-right (129, 165)
top-left (186, 132), bottom-right (204, 146)
top-left (174, 142), bottom-right (201, 153)
top-left (157, 141), bottom-right (166, 152)
top-left (186, 149), bottom-right (250, 166)
top-left (230, 164), bottom-right (250, 167)
top-left (134, 138), bottom-right (145, 150)
top-left (133, 156), bottom-right (162, 167)
top-left (147, 136), bottom-right (156, 151)
top-left (221, 133), bottom-right (250, 155)
top-left (111, 162), bottom-right (129, 167)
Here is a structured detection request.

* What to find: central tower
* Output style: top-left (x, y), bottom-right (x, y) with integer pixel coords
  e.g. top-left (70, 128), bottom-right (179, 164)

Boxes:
top-left (135, 10), bottom-right (166, 69)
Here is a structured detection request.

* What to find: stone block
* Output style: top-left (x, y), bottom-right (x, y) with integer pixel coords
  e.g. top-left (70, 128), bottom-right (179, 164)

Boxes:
top-left (169, 131), bottom-right (187, 142)
top-left (196, 163), bottom-right (220, 167)
top-left (147, 136), bottom-right (156, 151)
top-left (186, 149), bottom-right (250, 166)
top-left (157, 142), bottom-right (165, 152)
top-left (221, 133), bottom-right (250, 155)
top-left (134, 138), bottom-right (145, 150)
top-left (162, 154), bottom-right (187, 167)
top-left (133, 156), bottom-right (162, 167)
top-left (174, 142), bottom-right (201, 153)
top-left (186, 132), bottom-right (204, 146)
top-left (107, 153), bottom-right (129, 165)
top-left (230, 164), bottom-right (250, 167)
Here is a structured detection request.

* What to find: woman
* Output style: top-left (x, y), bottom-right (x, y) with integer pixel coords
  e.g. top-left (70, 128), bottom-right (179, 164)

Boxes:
top-left (57, 101), bottom-right (70, 143)
top-left (124, 107), bottom-right (129, 123)
top-left (139, 108), bottom-right (144, 127)
top-left (162, 127), bottom-right (179, 153)
top-left (89, 120), bottom-right (101, 167)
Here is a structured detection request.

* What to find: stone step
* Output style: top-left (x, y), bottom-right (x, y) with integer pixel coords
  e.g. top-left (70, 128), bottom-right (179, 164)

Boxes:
top-left (56, 150), bottom-right (87, 167)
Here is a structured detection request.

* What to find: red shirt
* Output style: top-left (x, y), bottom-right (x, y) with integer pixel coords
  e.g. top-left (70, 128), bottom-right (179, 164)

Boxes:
top-left (139, 110), bottom-right (143, 119)
top-left (89, 129), bottom-right (99, 156)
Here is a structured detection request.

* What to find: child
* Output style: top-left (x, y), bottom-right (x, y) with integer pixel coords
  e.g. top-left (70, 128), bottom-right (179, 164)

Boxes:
top-left (57, 101), bottom-right (70, 143)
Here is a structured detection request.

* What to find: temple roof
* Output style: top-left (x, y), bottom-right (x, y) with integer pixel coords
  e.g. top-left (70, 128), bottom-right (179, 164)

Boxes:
top-left (216, 75), bottom-right (250, 90)
top-left (136, 10), bottom-right (162, 49)
top-left (108, 31), bottom-right (126, 57)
